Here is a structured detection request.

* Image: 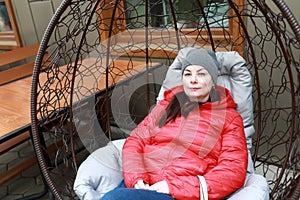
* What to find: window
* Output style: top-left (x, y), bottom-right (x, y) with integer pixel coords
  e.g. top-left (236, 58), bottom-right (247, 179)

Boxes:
top-left (124, 0), bottom-right (228, 29)
top-left (0, 1), bottom-right (12, 31)
top-left (0, 0), bottom-right (21, 50)
top-left (98, 0), bottom-right (244, 56)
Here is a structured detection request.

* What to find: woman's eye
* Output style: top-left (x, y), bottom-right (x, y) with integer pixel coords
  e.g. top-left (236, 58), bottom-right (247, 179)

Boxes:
top-left (184, 73), bottom-right (191, 76)
top-left (197, 73), bottom-right (206, 76)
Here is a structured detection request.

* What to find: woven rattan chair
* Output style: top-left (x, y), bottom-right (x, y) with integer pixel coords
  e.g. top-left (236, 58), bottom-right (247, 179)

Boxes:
top-left (30, 0), bottom-right (300, 199)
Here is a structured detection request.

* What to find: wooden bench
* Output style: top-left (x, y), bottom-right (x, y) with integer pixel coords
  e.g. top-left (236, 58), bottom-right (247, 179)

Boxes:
top-left (0, 43), bottom-right (40, 185)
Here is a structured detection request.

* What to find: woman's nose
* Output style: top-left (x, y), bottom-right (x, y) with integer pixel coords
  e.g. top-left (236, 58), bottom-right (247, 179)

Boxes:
top-left (190, 75), bottom-right (198, 83)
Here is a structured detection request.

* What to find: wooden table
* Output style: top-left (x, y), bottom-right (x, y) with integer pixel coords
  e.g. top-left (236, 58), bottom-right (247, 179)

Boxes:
top-left (0, 77), bottom-right (32, 151)
top-left (0, 57), bottom-right (162, 185)
top-left (0, 58), bottom-right (162, 148)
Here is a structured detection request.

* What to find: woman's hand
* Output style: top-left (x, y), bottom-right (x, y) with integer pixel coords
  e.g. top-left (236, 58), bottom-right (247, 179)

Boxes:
top-left (149, 180), bottom-right (170, 194)
top-left (134, 180), bottom-right (170, 194)
top-left (134, 180), bottom-right (149, 189)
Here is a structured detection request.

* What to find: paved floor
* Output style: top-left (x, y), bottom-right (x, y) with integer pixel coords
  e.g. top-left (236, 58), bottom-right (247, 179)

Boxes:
top-left (0, 127), bottom-right (120, 200)
top-left (0, 140), bottom-right (49, 200)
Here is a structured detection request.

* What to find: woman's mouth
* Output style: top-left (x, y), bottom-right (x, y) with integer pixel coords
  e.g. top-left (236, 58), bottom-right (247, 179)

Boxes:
top-left (190, 87), bottom-right (200, 91)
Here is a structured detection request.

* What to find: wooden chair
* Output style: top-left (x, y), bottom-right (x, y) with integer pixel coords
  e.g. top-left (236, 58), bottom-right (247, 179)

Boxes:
top-left (30, 0), bottom-right (300, 199)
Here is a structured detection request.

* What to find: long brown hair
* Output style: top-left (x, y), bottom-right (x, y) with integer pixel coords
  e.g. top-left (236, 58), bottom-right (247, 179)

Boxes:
top-left (158, 88), bottom-right (220, 128)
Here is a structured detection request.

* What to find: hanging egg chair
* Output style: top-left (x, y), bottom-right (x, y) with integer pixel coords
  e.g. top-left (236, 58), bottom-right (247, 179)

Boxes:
top-left (30, 0), bottom-right (300, 199)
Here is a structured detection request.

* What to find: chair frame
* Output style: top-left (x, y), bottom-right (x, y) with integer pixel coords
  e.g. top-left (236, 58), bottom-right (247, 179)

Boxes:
top-left (30, 0), bottom-right (300, 199)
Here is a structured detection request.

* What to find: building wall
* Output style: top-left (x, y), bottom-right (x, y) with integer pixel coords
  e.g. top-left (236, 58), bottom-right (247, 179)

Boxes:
top-left (10, 0), bottom-right (300, 47)
top-left (11, 0), bottom-right (61, 46)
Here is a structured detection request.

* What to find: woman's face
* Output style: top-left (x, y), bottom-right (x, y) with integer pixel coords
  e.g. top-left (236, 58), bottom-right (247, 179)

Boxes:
top-left (182, 65), bottom-right (214, 102)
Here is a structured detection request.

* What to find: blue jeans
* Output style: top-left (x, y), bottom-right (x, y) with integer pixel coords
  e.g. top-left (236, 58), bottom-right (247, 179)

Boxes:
top-left (101, 180), bottom-right (175, 200)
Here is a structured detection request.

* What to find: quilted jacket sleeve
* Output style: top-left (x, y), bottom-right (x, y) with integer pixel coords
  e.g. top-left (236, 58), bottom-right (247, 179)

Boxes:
top-left (122, 103), bottom-right (166, 188)
top-left (203, 113), bottom-right (248, 199)
top-left (122, 126), bottom-right (151, 187)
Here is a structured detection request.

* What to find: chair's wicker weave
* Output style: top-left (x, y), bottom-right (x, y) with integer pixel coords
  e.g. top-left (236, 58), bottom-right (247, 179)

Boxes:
top-left (30, 0), bottom-right (300, 199)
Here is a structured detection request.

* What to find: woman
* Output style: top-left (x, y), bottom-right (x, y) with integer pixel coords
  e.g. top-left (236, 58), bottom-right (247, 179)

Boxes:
top-left (101, 48), bottom-right (248, 200)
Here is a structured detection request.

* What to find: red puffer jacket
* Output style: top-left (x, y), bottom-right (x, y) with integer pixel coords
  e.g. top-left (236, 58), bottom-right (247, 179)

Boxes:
top-left (122, 85), bottom-right (248, 200)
